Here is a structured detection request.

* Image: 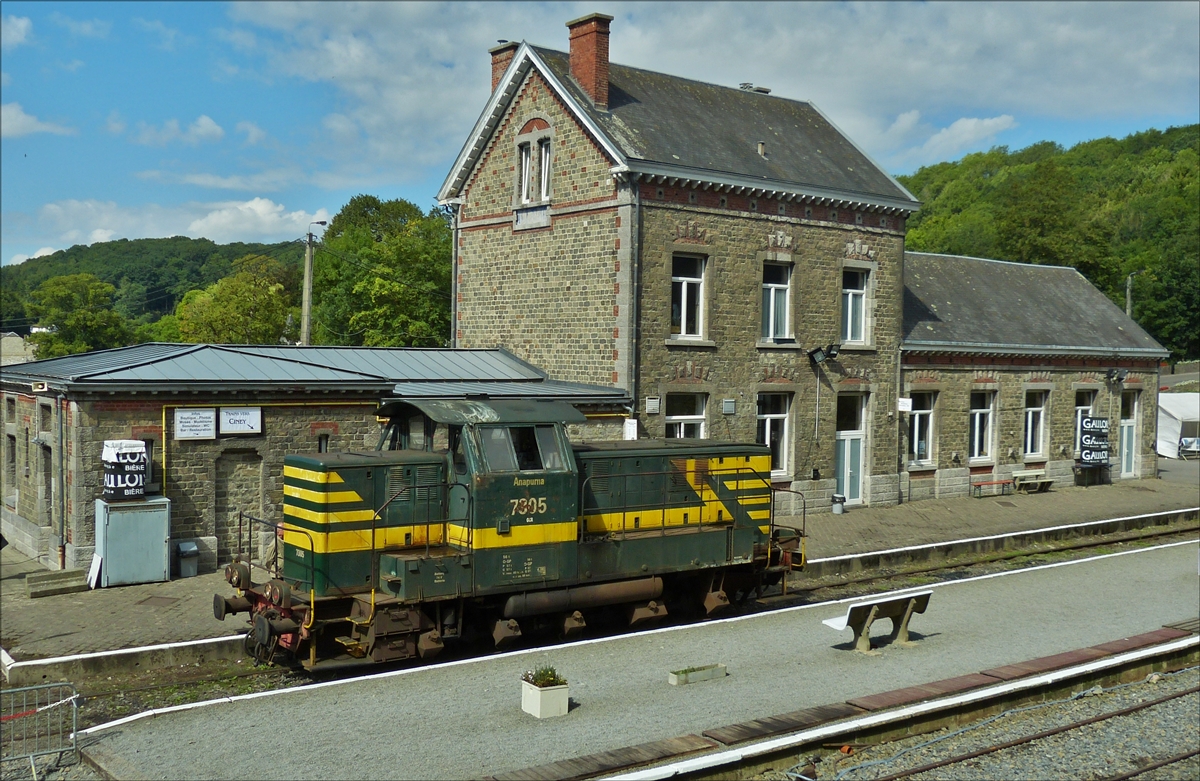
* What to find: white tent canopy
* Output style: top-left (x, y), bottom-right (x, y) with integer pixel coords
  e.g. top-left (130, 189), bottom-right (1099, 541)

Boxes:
top-left (1157, 392), bottom-right (1200, 459)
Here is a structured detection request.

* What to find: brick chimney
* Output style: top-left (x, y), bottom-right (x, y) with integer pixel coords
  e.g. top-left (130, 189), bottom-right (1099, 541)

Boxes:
top-left (490, 42), bottom-right (519, 92)
top-left (567, 13), bottom-right (613, 109)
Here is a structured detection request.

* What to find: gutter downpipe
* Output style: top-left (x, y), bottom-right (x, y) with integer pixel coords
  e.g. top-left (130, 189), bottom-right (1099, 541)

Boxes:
top-left (56, 392), bottom-right (66, 569)
top-left (444, 198), bottom-right (463, 349)
top-left (630, 173), bottom-right (641, 423)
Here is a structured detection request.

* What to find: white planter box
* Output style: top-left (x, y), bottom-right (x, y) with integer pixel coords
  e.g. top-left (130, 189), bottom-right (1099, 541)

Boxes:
top-left (521, 679), bottom-right (569, 718)
top-left (669, 663), bottom-right (727, 686)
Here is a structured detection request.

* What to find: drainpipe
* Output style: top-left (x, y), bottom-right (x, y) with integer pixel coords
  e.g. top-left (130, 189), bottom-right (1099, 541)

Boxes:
top-left (56, 392), bottom-right (66, 569)
top-left (443, 198), bottom-right (463, 348)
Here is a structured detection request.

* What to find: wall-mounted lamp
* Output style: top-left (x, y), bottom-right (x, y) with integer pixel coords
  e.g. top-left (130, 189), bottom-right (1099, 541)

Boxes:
top-left (1106, 368), bottom-right (1129, 383)
top-left (808, 344), bottom-right (841, 365)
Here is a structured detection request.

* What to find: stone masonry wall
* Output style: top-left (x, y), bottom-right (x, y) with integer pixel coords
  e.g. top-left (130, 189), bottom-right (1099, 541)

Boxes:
top-left (457, 69), bottom-right (625, 388)
top-left (635, 195), bottom-right (907, 511)
top-left (899, 359), bottom-right (1161, 501)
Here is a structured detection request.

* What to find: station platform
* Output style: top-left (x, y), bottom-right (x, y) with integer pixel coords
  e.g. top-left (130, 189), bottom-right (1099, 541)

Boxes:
top-left (1, 475), bottom-right (1197, 666)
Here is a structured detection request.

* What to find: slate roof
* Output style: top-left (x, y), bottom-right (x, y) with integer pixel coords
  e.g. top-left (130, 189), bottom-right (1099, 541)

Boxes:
top-left (440, 44), bottom-right (919, 212)
top-left (0, 343), bottom-right (628, 401)
top-left (902, 253), bottom-right (1168, 358)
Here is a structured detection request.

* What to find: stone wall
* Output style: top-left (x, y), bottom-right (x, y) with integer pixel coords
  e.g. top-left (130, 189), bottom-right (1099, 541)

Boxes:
top-left (634, 194), bottom-right (907, 510)
top-left (456, 69), bottom-right (629, 389)
top-left (898, 359), bottom-right (1161, 501)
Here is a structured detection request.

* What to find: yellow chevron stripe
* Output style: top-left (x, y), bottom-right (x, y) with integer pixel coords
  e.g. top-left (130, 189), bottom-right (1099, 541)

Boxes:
top-left (283, 484), bottom-right (364, 504)
top-left (741, 495), bottom-right (772, 505)
top-left (583, 503), bottom-right (741, 533)
top-left (283, 503), bottom-right (377, 524)
top-left (284, 465), bottom-right (345, 484)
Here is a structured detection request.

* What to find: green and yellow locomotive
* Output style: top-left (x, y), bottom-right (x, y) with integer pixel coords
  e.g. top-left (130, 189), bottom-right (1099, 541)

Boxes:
top-left (215, 398), bottom-right (802, 669)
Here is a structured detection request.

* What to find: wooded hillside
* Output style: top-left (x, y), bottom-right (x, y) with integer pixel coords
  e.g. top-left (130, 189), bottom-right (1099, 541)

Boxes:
top-left (897, 125), bottom-right (1198, 361)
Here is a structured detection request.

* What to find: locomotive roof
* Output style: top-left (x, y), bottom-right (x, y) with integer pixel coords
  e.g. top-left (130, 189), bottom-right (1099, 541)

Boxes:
top-left (377, 397), bottom-right (587, 425)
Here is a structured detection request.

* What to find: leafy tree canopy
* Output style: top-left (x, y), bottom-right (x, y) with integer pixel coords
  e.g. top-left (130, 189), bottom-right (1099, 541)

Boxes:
top-left (26, 273), bottom-right (133, 358)
top-left (898, 125), bottom-right (1199, 361)
top-left (175, 255), bottom-right (299, 345)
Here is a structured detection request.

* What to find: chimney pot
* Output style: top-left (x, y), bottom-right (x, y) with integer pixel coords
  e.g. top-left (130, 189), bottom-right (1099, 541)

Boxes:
top-left (567, 12), bottom-right (614, 109)
top-left (489, 41), bottom-right (520, 92)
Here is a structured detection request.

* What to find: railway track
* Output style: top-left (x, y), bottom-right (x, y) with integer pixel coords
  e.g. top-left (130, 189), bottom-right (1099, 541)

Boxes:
top-left (811, 670), bottom-right (1200, 781)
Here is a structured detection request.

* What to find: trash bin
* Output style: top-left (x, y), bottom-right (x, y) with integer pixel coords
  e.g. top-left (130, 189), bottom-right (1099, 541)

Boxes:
top-left (831, 494), bottom-right (847, 515)
top-left (177, 541), bottom-right (200, 578)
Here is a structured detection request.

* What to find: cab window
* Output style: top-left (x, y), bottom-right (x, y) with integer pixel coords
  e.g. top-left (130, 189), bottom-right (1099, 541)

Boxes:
top-left (477, 425), bottom-right (566, 472)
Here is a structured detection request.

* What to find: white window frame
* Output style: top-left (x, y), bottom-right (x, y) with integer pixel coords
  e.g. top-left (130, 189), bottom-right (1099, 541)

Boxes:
top-left (907, 392), bottom-right (935, 466)
top-left (761, 263), bottom-right (791, 341)
top-left (519, 143), bottom-right (532, 204)
top-left (538, 138), bottom-right (551, 201)
top-left (665, 393), bottom-right (706, 439)
top-left (1024, 390), bottom-right (1047, 457)
top-left (841, 268), bottom-right (868, 344)
top-left (1074, 390), bottom-right (1097, 453)
top-left (968, 391), bottom-right (994, 462)
top-left (756, 393), bottom-right (790, 477)
top-left (670, 255), bottom-right (705, 340)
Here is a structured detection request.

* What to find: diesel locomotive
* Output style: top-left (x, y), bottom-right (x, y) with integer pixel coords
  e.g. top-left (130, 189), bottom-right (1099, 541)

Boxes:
top-left (214, 397), bottom-right (803, 669)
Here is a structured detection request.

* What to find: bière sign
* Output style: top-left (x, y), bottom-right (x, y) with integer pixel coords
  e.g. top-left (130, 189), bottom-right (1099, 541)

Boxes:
top-left (1079, 416), bottom-right (1110, 464)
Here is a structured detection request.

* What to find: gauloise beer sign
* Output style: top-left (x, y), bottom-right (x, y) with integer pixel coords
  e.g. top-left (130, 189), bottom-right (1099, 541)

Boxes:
top-left (1079, 416), bottom-right (1110, 464)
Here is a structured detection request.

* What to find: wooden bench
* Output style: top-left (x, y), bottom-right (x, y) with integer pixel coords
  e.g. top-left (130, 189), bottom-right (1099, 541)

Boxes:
top-left (1012, 468), bottom-right (1053, 493)
top-left (822, 591), bottom-right (932, 653)
top-left (971, 478), bottom-right (1013, 498)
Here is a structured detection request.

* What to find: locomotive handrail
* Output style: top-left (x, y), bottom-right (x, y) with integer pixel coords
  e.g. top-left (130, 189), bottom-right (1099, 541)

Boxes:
top-left (768, 487), bottom-right (808, 579)
top-left (236, 511), bottom-right (319, 629)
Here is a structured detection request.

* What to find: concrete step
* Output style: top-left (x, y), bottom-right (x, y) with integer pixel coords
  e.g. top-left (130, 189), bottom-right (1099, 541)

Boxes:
top-left (26, 568), bottom-right (89, 598)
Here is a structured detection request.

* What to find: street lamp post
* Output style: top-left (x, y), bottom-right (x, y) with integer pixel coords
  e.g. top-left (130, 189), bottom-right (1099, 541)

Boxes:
top-left (1125, 269), bottom-right (1146, 318)
top-left (300, 220), bottom-right (327, 345)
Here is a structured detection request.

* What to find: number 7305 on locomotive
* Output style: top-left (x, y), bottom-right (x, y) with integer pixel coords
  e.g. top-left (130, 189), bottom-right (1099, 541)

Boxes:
top-left (215, 398), bottom-right (803, 669)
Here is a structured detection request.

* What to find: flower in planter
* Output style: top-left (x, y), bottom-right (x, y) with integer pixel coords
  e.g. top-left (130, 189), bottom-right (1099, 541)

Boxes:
top-left (521, 665), bottom-right (567, 688)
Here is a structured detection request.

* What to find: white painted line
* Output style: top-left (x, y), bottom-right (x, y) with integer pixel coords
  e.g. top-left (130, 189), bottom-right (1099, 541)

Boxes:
top-left (611, 634), bottom-right (1200, 780)
top-left (808, 506), bottom-right (1200, 564)
top-left (77, 538), bottom-right (1200, 737)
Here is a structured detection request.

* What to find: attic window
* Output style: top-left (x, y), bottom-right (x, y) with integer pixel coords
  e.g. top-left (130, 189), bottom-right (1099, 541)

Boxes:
top-left (749, 199), bottom-right (758, 212)
top-left (656, 187), bottom-right (665, 199)
top-left (855, 213), bottom-right (863, 225)
top-left (830, 210), bottom-right (838, 222)
top-left (880, 216), bottom-right (889, 228)
top-left (688, 191), bottom-right (697, 204)
top-left (719, 196), bottom-right (728, 208)
top-left (777, 202), bottom-right (786, 215)
top-left (804, 206), bottom-right (813, 219)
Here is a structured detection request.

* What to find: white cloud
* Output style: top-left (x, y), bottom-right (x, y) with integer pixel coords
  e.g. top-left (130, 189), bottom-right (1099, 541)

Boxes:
top-left (210, 2), bottom-right (1189, 184)
top-left (59, 59), bottom-right (85, 73)
top-left (133, 114), bottom-right (225, 146)
top-left (135, 18), bottom-right (180, 51)
top-left (30, 197), bottom-right (332, 249)
top-left (10, 246), bottom-right (58, 265)
top-left (49, 12), bottom-right (110, 39)
top-left (106, 110), bottom-right (126, 134)
top-left (915, 115), bottom-right (1019, 163)
top-left (1, 103), bottom-right (74, 137)
top-left (1, 15), bottom-right (32, 49)
top-left (235, 120), bottom-right (267, 146)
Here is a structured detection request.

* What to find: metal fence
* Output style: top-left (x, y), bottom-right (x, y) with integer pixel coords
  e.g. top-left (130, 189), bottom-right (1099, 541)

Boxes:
top-left (1, 682), bottom-right (79, 776)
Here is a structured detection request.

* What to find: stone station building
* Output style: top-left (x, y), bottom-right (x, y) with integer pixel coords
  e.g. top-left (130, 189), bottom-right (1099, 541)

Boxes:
top-left (0, 343), bottom-right (623, 571)
top-left (441, 13), bottom-right (1166, 512)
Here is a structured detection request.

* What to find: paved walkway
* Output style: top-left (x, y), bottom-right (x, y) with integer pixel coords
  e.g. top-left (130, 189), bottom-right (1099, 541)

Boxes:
top-left (1, 477), bottom-right (1196, 662)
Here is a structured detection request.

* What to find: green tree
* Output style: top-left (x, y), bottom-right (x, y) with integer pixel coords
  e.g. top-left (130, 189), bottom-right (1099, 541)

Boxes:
top-left (176, 255), bottom-right (298, 344)
top-left (313, 196), bottom-right (450, 345)
top-left (26, 273), bottom-right (133, 358)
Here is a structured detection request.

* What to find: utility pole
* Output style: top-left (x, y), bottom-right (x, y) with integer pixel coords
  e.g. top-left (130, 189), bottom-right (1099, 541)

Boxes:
top-left (300, 220), bottom-right (326, 345)
top-left (1125, 270), bottom-right (1145, 318)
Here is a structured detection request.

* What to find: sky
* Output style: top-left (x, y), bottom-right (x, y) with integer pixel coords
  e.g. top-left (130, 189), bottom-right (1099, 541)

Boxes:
top-left (2, 1), bottom-right (1198, 267)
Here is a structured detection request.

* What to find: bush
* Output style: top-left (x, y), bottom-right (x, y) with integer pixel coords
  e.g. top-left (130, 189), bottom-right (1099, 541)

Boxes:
top-left (521, 665), bottom-right (566, 687)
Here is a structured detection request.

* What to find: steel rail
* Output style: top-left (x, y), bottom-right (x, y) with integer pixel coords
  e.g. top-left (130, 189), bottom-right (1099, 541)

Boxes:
top-left (862, 684), bottom-right (1200, 781)
top-left (1099, 748), bottom-right (1200, 781)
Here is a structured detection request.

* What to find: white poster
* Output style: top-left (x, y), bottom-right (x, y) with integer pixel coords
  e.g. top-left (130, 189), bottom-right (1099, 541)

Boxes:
top-left (175, 408), bottom-right (217, 440)
top-left (220, 407), bottom-right (262, 435)
top-left (897, 397), bottom-right (913, 413)
top-left (623, 418), bottom-right (638, 440)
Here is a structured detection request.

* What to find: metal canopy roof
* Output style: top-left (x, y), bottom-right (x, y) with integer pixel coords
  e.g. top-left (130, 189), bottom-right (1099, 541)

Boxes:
top-left (0, 343), bottom-right (629, 402)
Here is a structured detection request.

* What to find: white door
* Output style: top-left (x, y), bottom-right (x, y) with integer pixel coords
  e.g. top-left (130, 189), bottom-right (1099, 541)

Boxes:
top-left (835, 395), bottom-right (865, 505)
top-left (1120, 391), bottom-right (1138, 477)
